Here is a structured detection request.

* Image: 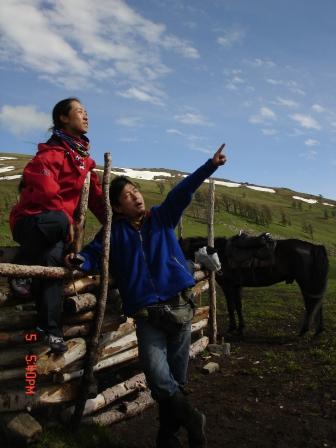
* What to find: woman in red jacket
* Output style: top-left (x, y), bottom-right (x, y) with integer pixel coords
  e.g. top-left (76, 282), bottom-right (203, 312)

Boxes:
top-left (10, 98), bottom-right (105, 353)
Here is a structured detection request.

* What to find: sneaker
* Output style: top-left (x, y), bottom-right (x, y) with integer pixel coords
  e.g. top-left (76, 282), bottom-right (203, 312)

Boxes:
top-left (47, 334), bottom-right (68, 354)
top-left (10, 278), bottom-right (32, 297)
top-left (35, 326), bottom-right (47, 342)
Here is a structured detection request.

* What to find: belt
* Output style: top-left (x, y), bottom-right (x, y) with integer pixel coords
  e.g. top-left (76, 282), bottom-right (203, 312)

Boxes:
top-left (132, 288), bottom-right (194, 318)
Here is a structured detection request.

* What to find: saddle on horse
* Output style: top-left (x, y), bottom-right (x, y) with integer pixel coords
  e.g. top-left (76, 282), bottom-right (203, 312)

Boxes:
top-left (225, 232), bottom-right (276, 269)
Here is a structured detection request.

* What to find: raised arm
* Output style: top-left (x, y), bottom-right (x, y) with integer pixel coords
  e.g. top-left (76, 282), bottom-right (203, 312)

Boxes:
top-left (157, 144), bottom-right (227, 228)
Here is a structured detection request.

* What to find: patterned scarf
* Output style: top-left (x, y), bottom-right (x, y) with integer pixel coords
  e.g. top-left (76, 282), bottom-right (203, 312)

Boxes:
top-left (53, 128), bottom-right (90, 170)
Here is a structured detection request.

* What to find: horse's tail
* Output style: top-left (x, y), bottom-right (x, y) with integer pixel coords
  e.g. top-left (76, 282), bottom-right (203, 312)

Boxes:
top-left (311, 245), bottom-right (329, 295)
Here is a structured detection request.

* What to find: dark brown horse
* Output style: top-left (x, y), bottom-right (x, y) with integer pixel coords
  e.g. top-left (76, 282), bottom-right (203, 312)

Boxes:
top-left (180, 234), bottom-right (329, 336)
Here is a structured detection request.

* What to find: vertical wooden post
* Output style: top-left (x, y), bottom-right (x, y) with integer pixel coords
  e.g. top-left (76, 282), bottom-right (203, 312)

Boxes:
top-left (74, 172), bottom-right (91, 253)
top-left (72, 153), bottom-right (112, 428)
top-left (207, 179), bottom-right (217, 344)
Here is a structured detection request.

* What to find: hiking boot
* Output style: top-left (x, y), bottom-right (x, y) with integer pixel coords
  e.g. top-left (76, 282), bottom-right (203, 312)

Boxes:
top-left (156, 430), bottom-right (182, 448)
top-left (47, 334), bottom-right (68, 354)
top-left (156, 401), bottom-right (182, 448)
top-left (10, 278), bottom-right (32, 297)
top-left (168, 390), bottom-right (207, 448)
top-left (35, 326), bottom-right (48, 342)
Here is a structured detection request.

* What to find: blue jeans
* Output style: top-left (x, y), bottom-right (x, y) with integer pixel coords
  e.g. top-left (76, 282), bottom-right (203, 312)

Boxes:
top-left (135, 317), bottom-right (191, 401)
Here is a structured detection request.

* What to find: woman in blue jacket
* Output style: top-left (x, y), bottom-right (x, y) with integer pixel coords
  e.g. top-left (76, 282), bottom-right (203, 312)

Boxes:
top-left (66, 144), bottom-right (226, 448)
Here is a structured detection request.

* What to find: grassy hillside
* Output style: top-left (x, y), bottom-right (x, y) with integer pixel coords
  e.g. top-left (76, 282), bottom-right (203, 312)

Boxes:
top-left (1, 152), bottom-right (336, 255)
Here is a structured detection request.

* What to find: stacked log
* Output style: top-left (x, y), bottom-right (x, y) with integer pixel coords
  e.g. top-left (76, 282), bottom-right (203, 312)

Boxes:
top-left (0, 258), bottom-right (210, 427)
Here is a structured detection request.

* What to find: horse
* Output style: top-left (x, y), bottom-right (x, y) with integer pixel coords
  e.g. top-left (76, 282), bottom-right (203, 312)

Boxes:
top-left (180, 234), bottom-right (329, 336)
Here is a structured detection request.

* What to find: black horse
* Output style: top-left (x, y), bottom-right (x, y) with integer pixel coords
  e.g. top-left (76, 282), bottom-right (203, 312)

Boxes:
top-left (180, 234), bottom-right (329, 336)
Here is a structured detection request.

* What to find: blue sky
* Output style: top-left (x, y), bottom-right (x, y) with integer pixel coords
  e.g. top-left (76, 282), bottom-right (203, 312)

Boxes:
top-left (1, 0), bottom-right (336, 199)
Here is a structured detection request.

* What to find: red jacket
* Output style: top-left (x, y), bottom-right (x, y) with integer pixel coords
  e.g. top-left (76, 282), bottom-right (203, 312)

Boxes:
top-left (10, 140), bottom-right (105, 233)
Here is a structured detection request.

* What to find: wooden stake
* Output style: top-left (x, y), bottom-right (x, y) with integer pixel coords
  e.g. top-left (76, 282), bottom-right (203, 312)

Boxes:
top-left (0, 263), bottom-right (84, 279)
top-left (72, 152), bottom-right (112, 427)
top-left (73, 172), bottom-right (91, 253)
top-left (207, 179), bottom-right (217, 344)
top-left (189, 336), bottom-right (209, 359)
top-left (82, 390), bottom-right (154, 426)
top-left (61, 372), bottom-right (146, 420)
top-left (63, 293), bottom-right (97, 315)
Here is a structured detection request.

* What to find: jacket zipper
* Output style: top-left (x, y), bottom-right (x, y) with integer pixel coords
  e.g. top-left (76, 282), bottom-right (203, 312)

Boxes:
top-left (138, 230), bottom-right (159, 299)
top-left (173, 255), bottom-right (189, 274)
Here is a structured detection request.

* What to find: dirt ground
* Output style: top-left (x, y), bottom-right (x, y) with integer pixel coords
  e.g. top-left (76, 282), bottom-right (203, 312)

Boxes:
top-left (106, 318), bottom-right (336, 448)
top-left (2, 294), bottom-right (336, 448)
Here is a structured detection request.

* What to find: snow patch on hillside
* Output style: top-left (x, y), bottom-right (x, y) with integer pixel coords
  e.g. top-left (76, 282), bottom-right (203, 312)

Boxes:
top-left (95, 167), bottom-right (173, 180)
top-left (293, 195), bottom-right (318, 204)
top-left (0, 166), bottom-right (15, 173)
top-left (0, 158), bottom-right (330, 205)
top-left (0, 175), bottom-right (22, 181)
top-left (212, 179), bottom-right (241, 188)
top-left (246, 185), bottom-right (276, 193)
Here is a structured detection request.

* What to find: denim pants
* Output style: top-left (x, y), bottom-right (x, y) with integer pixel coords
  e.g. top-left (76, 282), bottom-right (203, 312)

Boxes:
top-left (135, 317), bottom-right (191, 402)
top-left (13, 211), bottom-right (69, 336)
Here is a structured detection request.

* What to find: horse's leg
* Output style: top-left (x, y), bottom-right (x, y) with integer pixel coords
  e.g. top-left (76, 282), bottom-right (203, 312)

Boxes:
top-left (314, 305), bottom-right (325, 335)
top-left (222, 285), bottom-right (237, 333)
top-left (298, 244), bottom-right (328, 336)
top-left (235, 286), bottom-right (245, 335)
top-left (299, 292), bottom-right (324, 336)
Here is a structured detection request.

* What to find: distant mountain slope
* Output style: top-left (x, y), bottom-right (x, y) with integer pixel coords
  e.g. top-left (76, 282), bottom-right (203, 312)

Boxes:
top-left (1, 152), bottom-right (335, 254)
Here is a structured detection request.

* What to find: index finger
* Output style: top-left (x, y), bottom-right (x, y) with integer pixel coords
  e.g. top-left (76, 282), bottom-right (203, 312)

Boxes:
top-left (216, 143), bottom-right (225, 154)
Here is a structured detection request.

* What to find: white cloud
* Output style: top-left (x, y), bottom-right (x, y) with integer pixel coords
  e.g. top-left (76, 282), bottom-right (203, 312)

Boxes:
top-left (119, 136), bottom-right (137, 143)
top-left (299, 150), bottom-right (318, 160)
top-left (0, 0), bottom-right (199, 92)
top-left (161, 35), bottom-right (199, 59)
top-left (174, 112), bottom-right (211, 126)
top-left (275, 97), bottom-right (298, 108)
top-left (290, 113), bottom-right (321, 130)
top-left (249, 107), bottom-right (276, 124)
top-left (224, 70), bottom-right (245, 91)
top-left (262, 128), bottom-right (278, 135)
top-left (246, 58), bottom-right (276, 68)
top-left (305, 138), bottom-right (319, 146)
top-left (118, 86), bottom-right (165, 106)
top-left (189, 145), bottom-right (212, 154)
top-left (116, 116), bottom-right (141, 127)
top-left (311, 104), bottom-right (325, 113)
top-left (217, 29), bottom-right (245, 48)
top-left (0, 1), bottom-right (89, 77)
top-left (306, 149), bottom-right (318, 160)
top-left (166, 128), bottom-right (184, 135)
top-left (260, 107), bottom-right (276, 119)
top-left (266, 78), bottom-right (305, 95)
top-left (0, 104), bottom-right (50, 135)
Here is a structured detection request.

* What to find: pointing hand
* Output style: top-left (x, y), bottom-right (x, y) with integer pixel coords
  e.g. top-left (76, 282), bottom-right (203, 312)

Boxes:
top-left (212, 143), bottom-right (227, 167)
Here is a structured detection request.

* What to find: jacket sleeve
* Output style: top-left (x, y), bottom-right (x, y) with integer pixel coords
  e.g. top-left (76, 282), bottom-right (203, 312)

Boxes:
top-left (23, 149), bottom-right (72, 223)
top-left (88, 164), bottom-right (105, 224)
top-left (78, 228), bottom-right (104, 272)
top-left (157, 159), bottom-right (217, 228)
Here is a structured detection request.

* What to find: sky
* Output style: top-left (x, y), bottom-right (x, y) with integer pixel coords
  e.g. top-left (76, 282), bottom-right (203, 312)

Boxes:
top-left (1, 0), bottom-right (336, 199)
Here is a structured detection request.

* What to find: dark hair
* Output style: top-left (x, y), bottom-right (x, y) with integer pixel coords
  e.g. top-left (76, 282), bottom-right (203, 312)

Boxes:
top-left (52, 97), bottom-right (80, 129)
top-left (109, 176), bottom-right (136, 207)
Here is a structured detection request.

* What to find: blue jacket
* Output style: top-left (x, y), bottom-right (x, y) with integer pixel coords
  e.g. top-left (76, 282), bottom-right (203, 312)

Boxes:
top-left (79, 159), bottom-right (217, 315)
